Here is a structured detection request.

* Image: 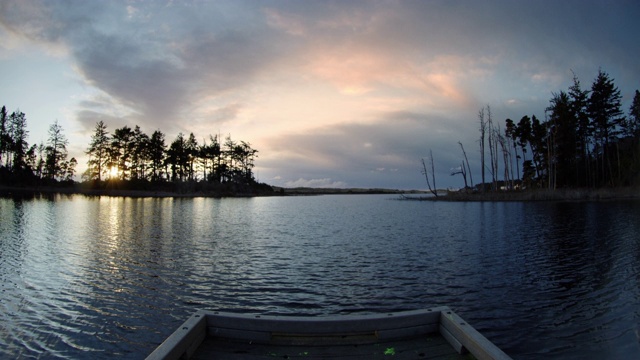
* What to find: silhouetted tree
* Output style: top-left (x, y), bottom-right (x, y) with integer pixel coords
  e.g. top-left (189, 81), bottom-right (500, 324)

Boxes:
top-left (209, 134), bottom-right (223, 183)
top-left (546, 91), bottom-right (577, 187)
top-left (44, 120), bottom-right (69, 180)
top-left (505, 118), bottom-right (519, 183)
top-left (421, 150), bottom-right (438, 196)
top-left (64, 157), bottom-right (77, 181)
top-left (623, 90), bottom-right (640, 184)
top-left (85, 121), bottom-right (110, 181)
top-left (486, 106), bottom-right (500, 190)
top-left (515, 115), bottom-right (532, 164)
top-left (588, 69), bottom-right (624, 186)
top-left (185, 132), bottom-right (198, 181)
top-left (237, 141), bottom-right (258, 182)
top-left (478, 107), bottom-right (487, 191)
top-left (130, 125), bottom-right (150, 180)
top-left (530, 115), bottom-right (548, 186)
top-left (111, 126), bottom-right (135, 180)
top-left (9, 110), bottom-right (28, 172)
top-left (568, 72), bottom-right (592, 187)
top-left (624, 90), bottom-right (640, 138)
top-left (31, 142), bottom-right (45, 179)
top-left (459, 141), bottom-right (473, 188)
top-left (167, 133), bottom-right (188, 181)
top-left (148, 130), bottom-right (166, 182)
top-left (0, 106), bottom-right (8, 167)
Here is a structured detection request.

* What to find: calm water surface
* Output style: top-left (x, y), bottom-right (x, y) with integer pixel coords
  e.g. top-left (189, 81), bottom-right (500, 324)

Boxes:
top-left (1, 194), bottom-right (639, 359)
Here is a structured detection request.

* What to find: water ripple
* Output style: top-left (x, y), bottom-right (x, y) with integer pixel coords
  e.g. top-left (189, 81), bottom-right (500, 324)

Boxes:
top-left (1, 196), bottom-right (640, 359)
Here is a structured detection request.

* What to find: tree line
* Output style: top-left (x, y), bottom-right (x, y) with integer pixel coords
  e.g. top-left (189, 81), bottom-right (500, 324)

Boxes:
top-left (0, 107), bottom-right (267, 193)
top-left (0, 106), bottom-right (77, 185)
top-left (84, 121), bottom-right (260, 187)
top-left (453, 69), bottom-right (640, 191)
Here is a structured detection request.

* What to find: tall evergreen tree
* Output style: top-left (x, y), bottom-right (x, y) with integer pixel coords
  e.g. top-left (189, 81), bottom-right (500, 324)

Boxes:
top-left (568, 73), bottom-right (592, 187)
top-left (588, 69), bottom-right (624, 186)
top-left (546, 91), bottom-right (577, 187)
top-left (110, 126), bottom-right (134, 180)
top-left (0, 106), bottom-right (8, 167)
top-left (529, 115), bottom-right (548, 186)
top-left (85, 121), bottom-right (110, 181)
top-left (237, 141), bottom-right (258, 182)
top-left (167, 133), bottom-right (188, 181)
top-left (209, 134), bottom-right (223, 183)
top-left (505, 118), bottom-right (519, 183)
top-left (9, 110), bottom-right (28, 171)
top-left (185, 133), bottom-right (198, 181)
top-left (131, 125), bottom-right (150, 180)
top-left (624, 90), bottom-right (640, 137)
top-left (148, 130), bottom-right (166, 182)
top-left (515, 115), bottom-right (532, 163)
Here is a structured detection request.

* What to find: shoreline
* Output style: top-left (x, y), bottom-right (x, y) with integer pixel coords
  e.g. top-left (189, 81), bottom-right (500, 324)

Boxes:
top-left (402, 187), bottom-right (640, 202)
top-left (0, 184), bottom-right (421, 198)
top-left (0, 185), bottom-right (274, 198)
top-left (1, 184), bottom-right (638, 201)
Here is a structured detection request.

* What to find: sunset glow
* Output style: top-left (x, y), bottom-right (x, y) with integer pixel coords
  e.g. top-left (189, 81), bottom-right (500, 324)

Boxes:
top-left (109, 166), bottom-right (119, 180)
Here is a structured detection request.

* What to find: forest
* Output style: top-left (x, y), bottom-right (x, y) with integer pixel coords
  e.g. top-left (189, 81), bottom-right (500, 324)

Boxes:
top-left (429, 69), bottom-right (640, 194)
top-left (0, 110), bottom-right (272, 194)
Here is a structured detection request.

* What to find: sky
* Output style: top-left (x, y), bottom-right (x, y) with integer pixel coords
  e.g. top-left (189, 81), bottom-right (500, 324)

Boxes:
top-left (1, 0), bottom-right (639, 190)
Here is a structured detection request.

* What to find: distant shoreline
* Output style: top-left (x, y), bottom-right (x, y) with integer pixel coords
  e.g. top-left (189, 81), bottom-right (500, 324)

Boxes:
top-left (1, 184), bottom-right (637, 201)
top-left (401, 187), bottom-right (640, 202)
top-left (272, 187), bottom-right (427, 196)
top-left (0, 184), bottom-right (424, 198)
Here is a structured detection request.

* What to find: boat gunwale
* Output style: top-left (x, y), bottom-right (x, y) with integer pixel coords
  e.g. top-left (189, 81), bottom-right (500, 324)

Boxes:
top-left (146, 306), bottom-right (511, 360)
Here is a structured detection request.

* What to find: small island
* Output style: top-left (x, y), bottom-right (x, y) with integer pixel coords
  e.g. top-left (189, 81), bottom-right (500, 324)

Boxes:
top-left (0, 110), bottom-right (273, 198)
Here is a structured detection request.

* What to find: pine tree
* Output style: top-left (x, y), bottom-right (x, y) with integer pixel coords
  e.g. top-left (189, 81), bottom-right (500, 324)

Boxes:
top-left (9, 110), bottom-right (28, 171)
top-left (625, 90), bottom-right (640, 137)
top-left (148, 130), bottom-right (166, 182)
top-left (588, 69), bottom-right (624, 186)
top-left (568, 73), bottom-right (592, 187)
top-left (85, 121), bottom-right (110, 181)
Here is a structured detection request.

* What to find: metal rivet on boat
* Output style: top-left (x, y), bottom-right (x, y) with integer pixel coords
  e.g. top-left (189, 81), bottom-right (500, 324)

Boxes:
top-left (182, 327), bottom-right (188, 330)
top-left (195, 315), bottom-right (200, 318)
top-left (460, 322), bottom-right (466, 325)
top-left (255, 315), bottom-right (261, 318)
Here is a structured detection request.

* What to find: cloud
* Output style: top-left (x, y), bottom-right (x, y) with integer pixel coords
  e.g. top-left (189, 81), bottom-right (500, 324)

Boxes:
top-left (257, 110), bottom-right (476, 189)
top-left (1, 1), bottom-right (639, 189)
top-left (1, 1), bottom-right (295, 133)
top-left (264, 8), bottom-right (306, 36)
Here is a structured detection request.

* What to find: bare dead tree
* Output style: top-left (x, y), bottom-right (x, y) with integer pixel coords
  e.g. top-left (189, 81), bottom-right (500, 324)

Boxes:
top-left (478, 108), bottom-right (486, 192)
top-left (421, 150), bottom-right (438, 197)
top-left (487, 106), bottom-right (499, 191)
top-left (497, 132), bottom-right (511, 189)
top-left (458, 141), bottom-right (473, 188)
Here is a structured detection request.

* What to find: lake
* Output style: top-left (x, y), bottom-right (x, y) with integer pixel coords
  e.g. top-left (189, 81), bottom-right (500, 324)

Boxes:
top-left (1, 194), bottom-right (639, 359)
